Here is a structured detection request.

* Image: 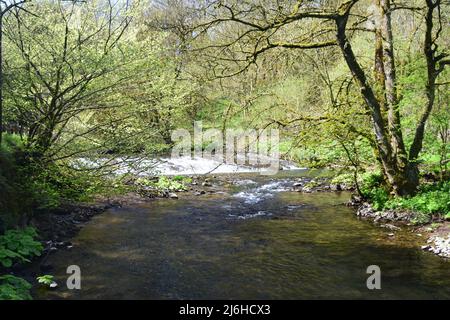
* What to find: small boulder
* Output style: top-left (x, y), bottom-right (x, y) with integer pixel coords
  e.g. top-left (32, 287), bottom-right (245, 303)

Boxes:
top-left (330, 184), bottom-right (342, 191)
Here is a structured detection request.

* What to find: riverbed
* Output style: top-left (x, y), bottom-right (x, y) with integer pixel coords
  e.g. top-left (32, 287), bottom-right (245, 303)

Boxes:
top-left (36, 170), bottom-right (450, 299)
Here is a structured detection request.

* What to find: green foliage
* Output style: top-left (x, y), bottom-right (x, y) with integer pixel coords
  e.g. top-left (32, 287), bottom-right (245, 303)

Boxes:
top-left (360, 172), bottom-right (385, 191)
top-left (304, 180), bottom-right (320, 189)
top-left (358, 172), bottom-right (389, 210)
top-left (330, 173), bottom-right (355, 187)
top-left (173, 175), bottom-right (192, 183)
top-left (0, 275), bottom-right (32, 300)
top-left (384, 182), bottom-right (450, 222)
top-left (37, 275), bottom-right (54, 286)
top-left (0, 228), bottom-right (42, 300)
top-left (365, 187), bottom-right (390, 211)
top-left (361, 176), bottom-right (450, 224)
top-left (136, 176), bottom-right (191, 192)
top-left (0, 134), bottom-right (24, 154)
top-left (0, 227), bottom-right (43, 268)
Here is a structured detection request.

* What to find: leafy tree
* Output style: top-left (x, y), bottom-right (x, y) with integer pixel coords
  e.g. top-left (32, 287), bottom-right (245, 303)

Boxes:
top-left (3, 0), bottom-right (138, 157)
top-left (193, 0), bottom-right (449, 196)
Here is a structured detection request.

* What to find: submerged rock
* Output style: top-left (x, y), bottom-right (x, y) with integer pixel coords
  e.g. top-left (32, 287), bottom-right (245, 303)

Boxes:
top-left (380, 224), bottom-right (401, 231)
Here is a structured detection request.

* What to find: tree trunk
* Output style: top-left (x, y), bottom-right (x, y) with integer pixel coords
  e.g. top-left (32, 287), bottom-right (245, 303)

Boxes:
top-left (384, 162), bottom-right (419, 196)
top-left (379, 0), bottom-right (408, 170)
top-left (335, 9), bottom-right (419, 196)
top-left (0, 14), bottom-right (3, 147)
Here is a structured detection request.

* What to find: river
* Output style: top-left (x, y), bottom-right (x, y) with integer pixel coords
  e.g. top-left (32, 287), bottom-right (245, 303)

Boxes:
top-left (36, 169), bottom-right (450, 299)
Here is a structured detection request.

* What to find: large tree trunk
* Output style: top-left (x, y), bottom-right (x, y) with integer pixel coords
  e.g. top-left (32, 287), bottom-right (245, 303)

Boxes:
top-left (379, 0), bottom-right (408, 169)
top-left (377, 0), bottom-right (417, 196)
top-left (335, 4), bottom-right (419, 197)
top-left (384, 162), bottom-right (419, 196)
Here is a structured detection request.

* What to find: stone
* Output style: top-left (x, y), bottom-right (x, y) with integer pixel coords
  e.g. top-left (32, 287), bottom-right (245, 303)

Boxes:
top-left (168, 193), bottom-right (178, 199)
top-left (380, 224), bottom-right (401, 231)
top-left (331, 184), bottom-right (342, 191)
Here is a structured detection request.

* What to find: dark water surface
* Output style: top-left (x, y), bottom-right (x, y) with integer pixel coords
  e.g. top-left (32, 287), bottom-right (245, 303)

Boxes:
top-left (37, 171), bottom-right (450, 299)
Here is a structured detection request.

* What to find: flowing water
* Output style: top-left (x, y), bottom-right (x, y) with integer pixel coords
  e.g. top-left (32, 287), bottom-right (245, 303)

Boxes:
top-left (36, 170), bottom-right (450, 299)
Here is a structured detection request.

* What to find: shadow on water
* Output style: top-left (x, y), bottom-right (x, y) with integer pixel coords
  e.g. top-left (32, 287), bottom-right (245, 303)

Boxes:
top-left (37, 171), bottom-right (450, 299)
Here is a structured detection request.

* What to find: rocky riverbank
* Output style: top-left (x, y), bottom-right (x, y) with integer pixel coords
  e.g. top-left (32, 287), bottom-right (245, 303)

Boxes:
top-left (291, 177), bottom-right (355, 193)
top-left (355, 202), bottom-right (450, 260)
top-left (419, 223), bottom-right (450, 259)
top-left (356, 202), bottom-right (415, 222)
